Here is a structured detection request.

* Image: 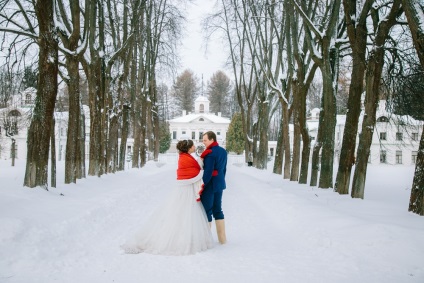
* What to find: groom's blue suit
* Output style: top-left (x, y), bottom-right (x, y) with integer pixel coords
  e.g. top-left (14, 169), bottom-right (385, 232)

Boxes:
top-left (201, 142), bottom-right (227, 222)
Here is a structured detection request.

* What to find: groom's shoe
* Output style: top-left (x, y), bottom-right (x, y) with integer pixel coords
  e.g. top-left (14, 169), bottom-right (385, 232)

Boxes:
top-left (215, 219), bottom-right (227, 244)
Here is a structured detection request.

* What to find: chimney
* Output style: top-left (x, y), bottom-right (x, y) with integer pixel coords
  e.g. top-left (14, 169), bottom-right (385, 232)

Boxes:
top-left (218, 112), bottom-right (221, 117)
top-left (182, 110), bottom-right (186, 116)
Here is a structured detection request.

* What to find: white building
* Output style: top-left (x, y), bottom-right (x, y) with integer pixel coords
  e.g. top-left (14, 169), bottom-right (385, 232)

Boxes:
top-left (266, 100), bottom-right (422, 165)
top-left (167, 96), bottom-right (231, 152)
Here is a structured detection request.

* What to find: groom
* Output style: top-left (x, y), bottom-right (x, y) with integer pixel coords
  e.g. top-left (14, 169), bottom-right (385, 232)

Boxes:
top-left (200, 131), bottom-right (228, 244)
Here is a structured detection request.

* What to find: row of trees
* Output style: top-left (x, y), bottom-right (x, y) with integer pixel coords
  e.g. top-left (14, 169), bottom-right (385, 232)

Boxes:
top-left (202, 0), bottom-right (424, 215)
top-left (0, 0), bottom-right (186, 189)
top-left (160, 69), bottom-right (235, 119)
top-left (1, 0), bottom-right (423, 215)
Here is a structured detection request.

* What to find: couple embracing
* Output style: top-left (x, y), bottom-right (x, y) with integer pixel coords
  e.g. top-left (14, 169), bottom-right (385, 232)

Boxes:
top-left (122, 131), bottom-right (228, 255)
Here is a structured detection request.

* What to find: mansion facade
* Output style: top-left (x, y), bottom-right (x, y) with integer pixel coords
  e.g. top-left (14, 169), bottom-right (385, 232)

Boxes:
top-left (266, 100), bottom-right (422, 166)
top-left (167, 96), bottom-right (231, 153)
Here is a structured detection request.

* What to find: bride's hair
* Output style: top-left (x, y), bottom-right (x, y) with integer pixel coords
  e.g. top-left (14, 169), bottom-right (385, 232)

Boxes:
top-left (176, 139), bottom-right (194, 153)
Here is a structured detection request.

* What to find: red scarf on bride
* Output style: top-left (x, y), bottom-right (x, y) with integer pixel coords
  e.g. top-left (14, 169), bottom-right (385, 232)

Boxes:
top-left (200, 141), bottom-right (219, 176)
top-left (177, 153), bottom-right (201, 180)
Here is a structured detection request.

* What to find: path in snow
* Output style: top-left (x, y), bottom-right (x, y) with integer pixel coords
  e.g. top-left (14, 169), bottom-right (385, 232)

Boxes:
top-left (1, 161), bottom-right (423, 283)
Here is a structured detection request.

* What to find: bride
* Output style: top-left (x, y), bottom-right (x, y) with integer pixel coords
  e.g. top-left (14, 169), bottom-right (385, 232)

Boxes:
top-left (121, 139), bottom-right (214, 255)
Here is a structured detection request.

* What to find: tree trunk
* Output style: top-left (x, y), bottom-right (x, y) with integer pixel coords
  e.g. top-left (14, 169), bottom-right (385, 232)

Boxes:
top-left (24, 0), bottom-right (58, 189)
top-left (290, 85), bottom-right (300, 181)
top-left (409, 130), bottom-right (424, 215)
top-left (283, 91), bottom-right (291, 179)
top-left (273, 112), bottom-right (284, 174)
top-left (86, 0), bottom-right (106, 177)
top-left (65, 55), bottom-right (80, 183)
top-left (335, 0), bottom-right (369, 195)
top-left (107, 114), bottom-right (119, 173)
top-left (351, 0), bottom-right (401, 198)
top-left (78, 110), bottom-right (86, 178)
top-left (11, 139), bottom-right (15, 167)
top-left (87, 59), bottom-right (103, 176)
top-left (298, 87), bottom-right (310, 184)
top-left (318, 45), bottom-right (338, 189)
top-left (257, 94), bottom-right (269, 170)
top-left (403, 0), bottom-right (424, 215)
top-left (51, 117), bottom-right (56, 188)
top-left (119, 104), bottom-right (130, 170)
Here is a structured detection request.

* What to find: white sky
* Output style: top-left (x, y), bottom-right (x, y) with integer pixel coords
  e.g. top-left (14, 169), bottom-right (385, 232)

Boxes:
top-left (178, 0), bottom-right (229, 85)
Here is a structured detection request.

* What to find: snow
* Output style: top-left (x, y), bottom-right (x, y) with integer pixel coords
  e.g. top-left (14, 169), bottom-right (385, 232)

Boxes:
top-left (1, 158), bottom-right (423, 283)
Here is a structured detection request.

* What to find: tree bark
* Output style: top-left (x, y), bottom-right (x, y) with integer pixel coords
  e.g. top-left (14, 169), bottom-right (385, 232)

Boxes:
top-left (273, 112), bottom-right (284, 174)
top-left (335, 0), bottom-right (371, 195)
top-left (318, 44), bottom-right (338, 189)
top-left (351, 0), bottom-right (402, 198)
top-left (51, 117), bottom-right (56, 188)
top-left (298, 86), bottom-right (311, 184)
top-left (402, 0), bottom-right (424, 215)
top-left (290, 84), bottom-right (301, 181)
top-left (24, 0), bottom-right (58, 189)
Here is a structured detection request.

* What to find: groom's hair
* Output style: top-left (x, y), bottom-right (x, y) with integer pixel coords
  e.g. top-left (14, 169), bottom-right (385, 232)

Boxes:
top-left (203, 131), bottom-right (216, 142)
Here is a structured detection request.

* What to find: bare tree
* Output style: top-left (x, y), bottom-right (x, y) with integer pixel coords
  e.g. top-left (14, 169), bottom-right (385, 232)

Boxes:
top-left (401, 0), bottom-right (424, 215)
top-left (335, 0), bottom-right (375, 195)
top-left (292, 0), bottom-right (342, 188)
top-left (24, 0), bottom-right (59, 189)
top-left (55, 0), bottom-right (89, 183)
top-left (351, 0), bottom-right (403, 198)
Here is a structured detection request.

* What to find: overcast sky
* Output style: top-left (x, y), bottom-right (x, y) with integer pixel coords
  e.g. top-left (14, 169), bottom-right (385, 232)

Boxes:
top-left (177, 0), bottom-right (229, 87)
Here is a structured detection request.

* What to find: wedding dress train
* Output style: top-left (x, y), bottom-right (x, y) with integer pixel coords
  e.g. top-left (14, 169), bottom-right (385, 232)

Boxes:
top-left (121, 171), bottom-right (213, 255)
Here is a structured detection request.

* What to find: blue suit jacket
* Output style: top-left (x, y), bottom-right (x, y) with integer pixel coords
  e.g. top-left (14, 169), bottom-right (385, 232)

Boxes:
top-left (202, 145), bottom-right (227, 192)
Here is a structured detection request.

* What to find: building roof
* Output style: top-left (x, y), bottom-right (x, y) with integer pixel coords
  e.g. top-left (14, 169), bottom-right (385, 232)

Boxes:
top-left (169, 113), bottom-right (230, 124)
top-left (195, 95), bottom-right (209, 102)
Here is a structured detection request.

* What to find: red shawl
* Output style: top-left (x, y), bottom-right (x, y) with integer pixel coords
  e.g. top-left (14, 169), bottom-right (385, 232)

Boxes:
top-left (177, 153), bottom-right (201, 180)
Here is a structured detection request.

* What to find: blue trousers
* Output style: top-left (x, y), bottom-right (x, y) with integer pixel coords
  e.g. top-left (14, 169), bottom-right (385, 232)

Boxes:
top-left (201, 189), bottom-right (224, 222)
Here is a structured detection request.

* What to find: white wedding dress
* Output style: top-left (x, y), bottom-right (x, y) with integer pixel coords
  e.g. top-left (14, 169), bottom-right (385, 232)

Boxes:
top-left (122, 169), bottom-right (214, 256)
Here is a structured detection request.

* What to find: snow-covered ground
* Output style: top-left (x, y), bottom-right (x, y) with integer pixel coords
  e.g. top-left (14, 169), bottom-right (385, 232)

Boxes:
top-left (0, 158), bottom-right (423, 283)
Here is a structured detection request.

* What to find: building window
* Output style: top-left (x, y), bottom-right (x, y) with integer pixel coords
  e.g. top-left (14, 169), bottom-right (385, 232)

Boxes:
top-left (270, 148), bottom-right (274, 157)
top-left (199, 118), bottom-right (204, 122)
top-left (25, 93), bottom-right (32, 104)
top-left (412, 151), bottom-right (418, 164)
top-left (380, 132), bottom-right (387, 140)
top-left (380, 150), bottom-right (387, 163)
top-left (182, 131), bottom-right (186, 135)
top-left (396, 151), bottom-right (402, 164)
top-left (217, 131), bottom-right (221, 136)
top-left (172, 131), bottom-right (177, 139)
top-left (377, 116), bottom-right (389, 122)
top-left (412, 132), bottom-right (419, 141)
top-left (199, 104), bottom-right (204, 113)
top-left (396, 132), bottom-right (403, 141)
top-left (192, 131), bottom-right (195, 139)
top-left (199, 131), bottom-right (203, 141)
